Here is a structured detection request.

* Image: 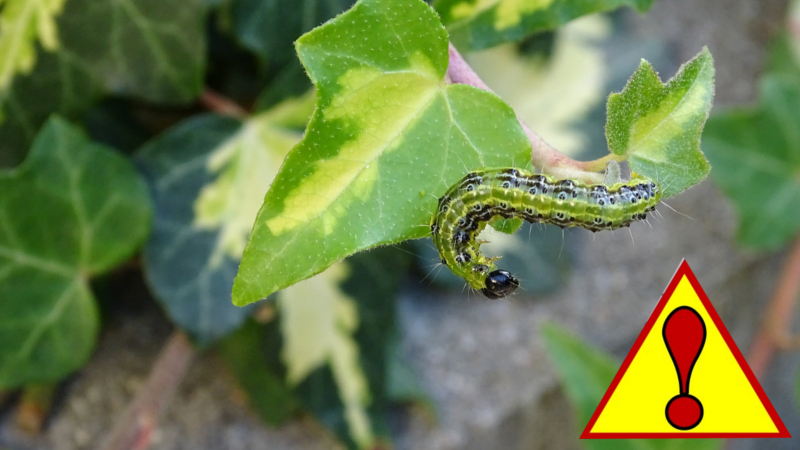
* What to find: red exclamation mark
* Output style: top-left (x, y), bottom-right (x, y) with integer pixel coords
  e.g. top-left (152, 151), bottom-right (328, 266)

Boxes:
top-left (663, 306), bottom-right (706, 430)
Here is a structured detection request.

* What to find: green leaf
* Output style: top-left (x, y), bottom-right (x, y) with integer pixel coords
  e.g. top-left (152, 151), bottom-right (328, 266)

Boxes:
top-left (217, 318), bottom-right (300, 425)
top-left (0, 0), bottom-right (208, 167)
top-left (541, 323), bottom-right (721, 450)
top-left (294, 248), bottom-right (410, 449)
top-left (0, 117), bottom-right (151, 388)
top-left (605, 48), bottom-right (714, 198)
top-left (233, 0), bottom-right (532, 306)
top-left (434, 0), bottom-right (653, 51)
top-left (278, 262), bottom-right (375, 448)
top-left (230, 0), bottom-right (356, 69)
top-left (489, 216), bottom-right (524, 234)
top-left (137, 94), bottom-right (312, 343)
top-left (0, 0), bottom-right (66, 91)
top-left (703, 75), bottom-right (800, 249)
top-left (465, 15), bottom-right (612, 159)
top-left (221, 248), bottom-right (409, 449)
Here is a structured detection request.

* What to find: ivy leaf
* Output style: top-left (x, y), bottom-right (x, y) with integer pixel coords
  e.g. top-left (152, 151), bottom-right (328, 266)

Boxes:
top-left (233, 0), bottom-right (532, 306)
top-left (279, 263), bottom-right (373, 448)
top-left (605, 48), bottom-right (714, 198)
top-left (230, 0), bottom-right (356, 69)
top-left (0, 0), bottom-right (207, 167)
top-left (0, 117), bottom-right (151, 388)
top-left (0, 0), bottom-right (66, 91)
top-left (217, 318), bottom-right (300, 425)
top-left (541, 323), bottom-right (722, 450)
top-left (434, 0), bottom-right (653, 51)
top-left (489, 217), bottom-right (524, 234)
top-left (222, 248), bottom-right (411, 449)
top-left (703, 75), bottom-right (800, 250)
top-left (294, 248), bottom-right (411, 449)
top-left (137, 94), bottom-right (313, 343)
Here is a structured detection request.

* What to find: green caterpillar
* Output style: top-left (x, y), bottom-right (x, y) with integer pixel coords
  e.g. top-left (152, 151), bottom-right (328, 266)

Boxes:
top-left (430, 168), bottom-right (661, 299)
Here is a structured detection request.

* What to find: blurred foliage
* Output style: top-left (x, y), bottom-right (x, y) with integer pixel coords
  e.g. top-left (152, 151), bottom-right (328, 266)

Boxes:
top-left (136, 93), bottom-right (314, 344)
top-left (541, 322), bottom-right (722, 450)
top-left (704, 32), bottom-right (800, 250)
top-left (435, 0), bottom-right (654, 51)
top-left (0, 0), bottom-right (207, 167)
top-left (220, 248), bottom-right (416, 448)
top-left (0, 0), bottom-right (730, 447)
top-left (0, 118), bottom-right (151, 388)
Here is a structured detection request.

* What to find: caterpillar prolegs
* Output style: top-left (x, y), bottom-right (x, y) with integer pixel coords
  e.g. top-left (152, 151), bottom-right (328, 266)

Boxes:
top-left (430, 168), bottom-right (662, 299)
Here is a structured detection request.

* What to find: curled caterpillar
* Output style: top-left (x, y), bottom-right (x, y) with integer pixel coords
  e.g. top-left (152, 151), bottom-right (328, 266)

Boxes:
top-left (430, 167), bottom-right (661, 299)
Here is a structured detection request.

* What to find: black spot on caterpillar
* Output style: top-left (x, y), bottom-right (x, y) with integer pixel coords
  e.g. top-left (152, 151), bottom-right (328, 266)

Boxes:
top-left (430, 167), bottom-right (661, 299)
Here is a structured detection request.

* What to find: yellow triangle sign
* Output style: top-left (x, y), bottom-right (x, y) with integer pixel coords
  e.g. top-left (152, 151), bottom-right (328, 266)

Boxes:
top-left (582, 260), bottom-right (789, 438)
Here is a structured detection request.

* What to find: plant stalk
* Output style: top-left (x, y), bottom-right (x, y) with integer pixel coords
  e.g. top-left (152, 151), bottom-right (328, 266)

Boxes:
top-left (746, 235), bottom-right (800, 378)
top-left (446, 43), bottom-right (614, 182)
top-left (100, 331), bottom-right (195, 450)
top-left (200, 89), bottom-right (249, 118)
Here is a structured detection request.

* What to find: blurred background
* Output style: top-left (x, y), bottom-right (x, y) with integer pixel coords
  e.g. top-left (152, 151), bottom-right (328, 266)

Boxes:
top-left (0, 0), bottom-right (798, 449)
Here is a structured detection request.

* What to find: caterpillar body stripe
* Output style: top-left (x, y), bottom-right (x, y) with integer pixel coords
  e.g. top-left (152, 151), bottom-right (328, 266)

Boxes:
top-left (430, 167), bottom-right (662, 299)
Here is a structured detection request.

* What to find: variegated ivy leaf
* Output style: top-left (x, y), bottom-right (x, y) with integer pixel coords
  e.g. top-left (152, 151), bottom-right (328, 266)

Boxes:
top-left (434, 0), bottom-right (654, 51)
top-left (0, 0), bottom-right (207, 167)
top-left (0, 117), bottom-right (151, 388)
top-left (605, 48), bottom-right (714, 198)
top-left (233, 0), bottom-right (532, 306)
top-left (0, 0), bottom-right (65, 92)
top-left (279, 263), bottom-right (374, 449)
top-left (466, 15), bottom-right (611, 158)
top-left (137, 94), bottom-right (314, 343)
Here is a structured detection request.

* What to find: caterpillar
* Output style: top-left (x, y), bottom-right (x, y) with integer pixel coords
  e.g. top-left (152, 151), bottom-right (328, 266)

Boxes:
top-left (430, 167), bottom-right (661, 299)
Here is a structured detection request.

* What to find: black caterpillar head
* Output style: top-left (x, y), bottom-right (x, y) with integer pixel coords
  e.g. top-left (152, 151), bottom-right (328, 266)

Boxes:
top-left (481, 270), bottom-right (519, 299)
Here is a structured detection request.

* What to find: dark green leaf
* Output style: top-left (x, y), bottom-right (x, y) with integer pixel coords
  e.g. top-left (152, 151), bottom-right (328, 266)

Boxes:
top-left (290, 248), bottom-right (409, 449)
top-left (435, 0), bottom-right (654, 51)
top-left (217, 318), bottom-right (300, 425)
top-left (0, 0), bottom-right (208, 167)
top-left (703, 75), bottom-right (800, 249)
top-left (0, 117), bottom-right (151, 388)
top-left (230, 0), bottom-right (356, 69)
top-left (605, 48), bottom-right (714, 198)
top-left (137, 94), bottom-right (312, 343)
top-left (233, 0), bottom-right (532, 306)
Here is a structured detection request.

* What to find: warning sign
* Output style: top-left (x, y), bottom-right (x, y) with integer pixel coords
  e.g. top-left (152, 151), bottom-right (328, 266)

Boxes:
top-left (582, 260), bottom-right (790, 438)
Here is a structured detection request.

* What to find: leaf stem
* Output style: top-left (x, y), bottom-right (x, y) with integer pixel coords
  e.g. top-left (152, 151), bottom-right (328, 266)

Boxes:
top-left (14, 383), bottom-right (57, 434)
top-left (100, 331), bottom-right (195, 450)
top-left (746, 234), bottom-right (800, 378)
top-left (446, 43), bottom-right (615, 182)
top-left (200, 89), bottom-right (249, 119)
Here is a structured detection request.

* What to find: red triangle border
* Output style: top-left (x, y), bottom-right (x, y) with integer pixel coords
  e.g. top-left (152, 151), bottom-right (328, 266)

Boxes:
top-left (581, 259), bottom-right (791, 439)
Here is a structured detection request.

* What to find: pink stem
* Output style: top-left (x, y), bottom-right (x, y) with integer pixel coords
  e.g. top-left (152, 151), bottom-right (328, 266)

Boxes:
top-left (100, 331), bottom-right (195, 450)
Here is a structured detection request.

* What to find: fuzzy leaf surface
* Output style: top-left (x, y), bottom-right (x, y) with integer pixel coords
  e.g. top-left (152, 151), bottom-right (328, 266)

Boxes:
top-left (233, 0), bottom-right (532, 305)
top-left (606, 48), bottom-right (714, 198)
